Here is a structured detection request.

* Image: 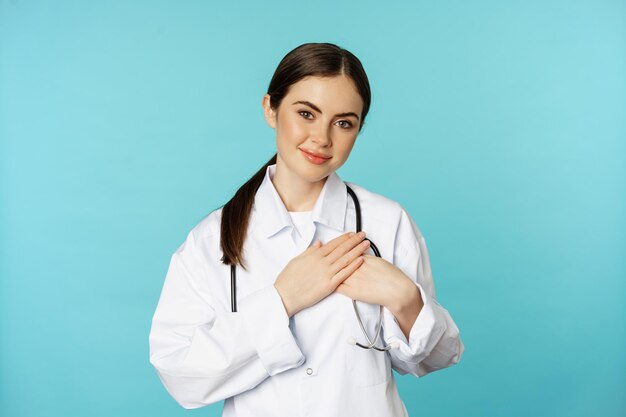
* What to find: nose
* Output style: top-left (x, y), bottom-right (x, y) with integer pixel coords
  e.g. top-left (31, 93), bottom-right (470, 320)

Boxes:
top-left (310, 125), bottom-right (332, 147)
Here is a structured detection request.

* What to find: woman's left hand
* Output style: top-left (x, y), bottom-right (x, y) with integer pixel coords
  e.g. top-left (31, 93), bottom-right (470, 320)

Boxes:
top-left (333, 254), bottom-right (416, 312)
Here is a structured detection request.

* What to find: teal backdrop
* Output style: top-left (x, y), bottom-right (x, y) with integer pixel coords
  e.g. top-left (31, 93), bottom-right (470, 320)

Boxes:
top-left (1, 1), bottom-right (624, 416)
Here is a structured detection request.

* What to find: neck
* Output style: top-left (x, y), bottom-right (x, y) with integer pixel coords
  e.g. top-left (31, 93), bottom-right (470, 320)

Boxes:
top-left (271, 161), bottom-right (328, 212)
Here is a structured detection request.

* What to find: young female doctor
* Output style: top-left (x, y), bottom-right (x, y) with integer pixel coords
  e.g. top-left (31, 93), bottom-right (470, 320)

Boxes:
top-left (149, 42), bottom-right (464, 416)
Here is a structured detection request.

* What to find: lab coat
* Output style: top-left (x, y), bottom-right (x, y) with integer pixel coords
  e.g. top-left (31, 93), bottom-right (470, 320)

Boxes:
top-left (149, 163), bottom-right (464, 416)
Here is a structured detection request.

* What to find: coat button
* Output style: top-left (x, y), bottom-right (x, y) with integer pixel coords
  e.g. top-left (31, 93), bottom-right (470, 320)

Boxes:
top-left (306, 368), bottom-right (313, 375)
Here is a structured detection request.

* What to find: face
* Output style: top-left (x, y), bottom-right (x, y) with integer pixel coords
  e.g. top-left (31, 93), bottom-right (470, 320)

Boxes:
top-left (262, 75), bottom-right (364, 184)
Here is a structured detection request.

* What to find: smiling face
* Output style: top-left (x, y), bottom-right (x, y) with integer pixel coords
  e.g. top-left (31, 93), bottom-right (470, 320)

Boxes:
top-left (262, 74), bottom-right (364, 187)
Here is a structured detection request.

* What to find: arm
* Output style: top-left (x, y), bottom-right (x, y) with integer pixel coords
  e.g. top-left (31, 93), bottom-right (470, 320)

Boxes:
top-left (382, 208), bottom-right (464, 377)
top-left (148, 230), bottom-right (305, 409)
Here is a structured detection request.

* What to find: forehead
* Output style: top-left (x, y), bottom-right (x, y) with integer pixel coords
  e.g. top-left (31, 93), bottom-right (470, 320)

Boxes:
top-left (285, 75), bottom-right (363, 112)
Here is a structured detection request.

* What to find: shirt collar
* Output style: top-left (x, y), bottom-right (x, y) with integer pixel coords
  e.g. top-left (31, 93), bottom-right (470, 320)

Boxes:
top-left (253, 164), bottom-right (348, 238)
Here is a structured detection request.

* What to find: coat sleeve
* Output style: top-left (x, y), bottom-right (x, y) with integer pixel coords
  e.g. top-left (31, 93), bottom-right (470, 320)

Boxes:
top-left (148, 230), bottom-right (305, 409)
top-left (382, 207), bottom-right (464, 377)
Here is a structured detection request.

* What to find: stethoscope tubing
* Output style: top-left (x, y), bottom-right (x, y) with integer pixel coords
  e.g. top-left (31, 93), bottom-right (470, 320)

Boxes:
top-left (346, 186), bottom-right (392, 352)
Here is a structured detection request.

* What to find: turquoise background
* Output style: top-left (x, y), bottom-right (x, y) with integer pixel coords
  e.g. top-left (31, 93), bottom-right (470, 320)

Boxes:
top-left (1, 0), bottom-right (624, 416)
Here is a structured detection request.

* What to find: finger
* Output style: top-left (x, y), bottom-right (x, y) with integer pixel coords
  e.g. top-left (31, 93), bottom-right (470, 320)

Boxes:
top-left (325, 232), bottom-right (367, 265)
top-left (330, 255), bottom-right (364, 288)
top-left (317, 232), bottom-right (355, 256)
top-left (329, 238), bottom-right (370, 274)
top-left (301, 239), bottom-right (321, 254)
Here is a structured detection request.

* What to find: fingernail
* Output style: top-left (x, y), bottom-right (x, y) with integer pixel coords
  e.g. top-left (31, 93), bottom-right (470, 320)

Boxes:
top-left (357, 231), bottom-right (365, 238)
top-left (349, 232), bottom-right (355, 237)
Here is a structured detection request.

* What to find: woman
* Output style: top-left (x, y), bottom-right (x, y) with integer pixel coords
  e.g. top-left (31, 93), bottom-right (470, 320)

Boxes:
top-left (149, 42), bottom-right (464, 416)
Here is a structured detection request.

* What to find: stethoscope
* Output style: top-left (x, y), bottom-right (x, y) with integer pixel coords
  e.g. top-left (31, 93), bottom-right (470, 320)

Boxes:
top-left (229, 183), bottom-right (395, 352)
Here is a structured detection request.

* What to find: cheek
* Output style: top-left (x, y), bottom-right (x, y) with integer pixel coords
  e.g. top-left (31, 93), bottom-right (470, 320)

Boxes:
top-left (338, 138), bottom-right (357, 156)
top-left (277, 119), bottom-right (306, 145)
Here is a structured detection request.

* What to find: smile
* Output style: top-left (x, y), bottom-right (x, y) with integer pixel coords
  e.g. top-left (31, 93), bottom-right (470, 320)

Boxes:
top-left (300, 149), bottom-right (331, 165)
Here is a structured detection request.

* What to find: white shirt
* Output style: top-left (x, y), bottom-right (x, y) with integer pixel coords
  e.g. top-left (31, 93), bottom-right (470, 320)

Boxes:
top-left (149, 164), bottom-right (464, 416)
top-left (288, 209), bottom-right (314, 250)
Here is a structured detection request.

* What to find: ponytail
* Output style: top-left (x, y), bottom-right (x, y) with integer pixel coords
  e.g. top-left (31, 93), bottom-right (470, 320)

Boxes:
top-left (219, 153), bottom-right (277, 271)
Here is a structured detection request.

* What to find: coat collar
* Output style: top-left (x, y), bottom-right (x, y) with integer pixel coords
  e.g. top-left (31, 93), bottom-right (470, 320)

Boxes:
top-left (253, 164), bottom-right (348, 238)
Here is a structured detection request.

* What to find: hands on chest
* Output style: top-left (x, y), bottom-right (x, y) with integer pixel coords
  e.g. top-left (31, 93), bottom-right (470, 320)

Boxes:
top-left (273, 231), bottom-right (422, 333)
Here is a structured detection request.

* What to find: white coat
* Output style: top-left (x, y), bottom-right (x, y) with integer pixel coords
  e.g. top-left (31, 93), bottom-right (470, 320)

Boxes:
top-left (149, 163), bottom-right (464, 416)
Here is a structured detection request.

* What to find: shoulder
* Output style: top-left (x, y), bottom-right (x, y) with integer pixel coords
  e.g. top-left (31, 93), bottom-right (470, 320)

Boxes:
top-left (345, 182), bottom-right (421, 232)
top-left (193, 207), bottom-right (223, 238)
top-left (174, 206), bottom-right (224, 253)
top-left (344, 180), bottom-right (425, 248)
top-left (344, 181), bottom-right (400, 218)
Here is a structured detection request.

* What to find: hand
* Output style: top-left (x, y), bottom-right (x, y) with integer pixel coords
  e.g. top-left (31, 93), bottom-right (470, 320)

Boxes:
top-left (333, 253), bottom-right (417, 313)
top-left (274, 232), bottom-right (371, 317)
top-left (336, 253), bottom-right (424, 341)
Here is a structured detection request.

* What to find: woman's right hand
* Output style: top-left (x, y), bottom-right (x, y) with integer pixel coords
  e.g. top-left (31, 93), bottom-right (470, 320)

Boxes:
top-left (274, 231), bottom-right (371, 318)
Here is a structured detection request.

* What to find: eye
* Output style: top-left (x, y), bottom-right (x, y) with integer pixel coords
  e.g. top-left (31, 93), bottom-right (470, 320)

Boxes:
top-left (298, 110), bottom-right (314, 119)
top-left (337, 120), bottom-right (354, 129)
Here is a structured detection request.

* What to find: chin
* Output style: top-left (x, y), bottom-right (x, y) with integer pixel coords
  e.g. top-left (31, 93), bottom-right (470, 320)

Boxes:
top-left (297, 165), bottom-right (332, 182)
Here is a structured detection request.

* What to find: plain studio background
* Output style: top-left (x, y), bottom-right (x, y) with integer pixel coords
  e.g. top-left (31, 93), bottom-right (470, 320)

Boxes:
top-left (1, 1), bottom-right (624, 416)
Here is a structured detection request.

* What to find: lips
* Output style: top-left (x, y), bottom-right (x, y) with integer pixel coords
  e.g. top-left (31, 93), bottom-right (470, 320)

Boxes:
top-left (300, 148), bottom-right (331, 159)
top-left (300, 148), bottom-right (332, 165)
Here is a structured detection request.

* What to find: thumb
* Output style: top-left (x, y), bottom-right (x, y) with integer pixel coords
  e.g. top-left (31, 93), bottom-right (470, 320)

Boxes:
top-left (309, 239), bottom-right (322, 250)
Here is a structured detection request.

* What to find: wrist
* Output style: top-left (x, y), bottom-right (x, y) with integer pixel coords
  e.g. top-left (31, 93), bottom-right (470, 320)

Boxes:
top-left (388, 281), bottom-right (421, 317)
top-left (274, 283), bottom-right (296, 318)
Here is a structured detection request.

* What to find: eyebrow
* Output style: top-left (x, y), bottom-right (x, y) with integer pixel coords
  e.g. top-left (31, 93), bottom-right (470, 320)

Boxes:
top-left (292, 100), bottom-right (360, 120)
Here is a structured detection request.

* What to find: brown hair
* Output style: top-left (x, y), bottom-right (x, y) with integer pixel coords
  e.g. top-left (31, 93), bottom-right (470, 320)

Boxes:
top-left (219, 42), bottom-right (372, 271)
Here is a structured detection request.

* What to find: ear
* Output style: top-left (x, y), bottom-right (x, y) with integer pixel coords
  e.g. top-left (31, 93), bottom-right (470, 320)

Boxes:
top-left (262, 93), bottom-right (277, 129)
